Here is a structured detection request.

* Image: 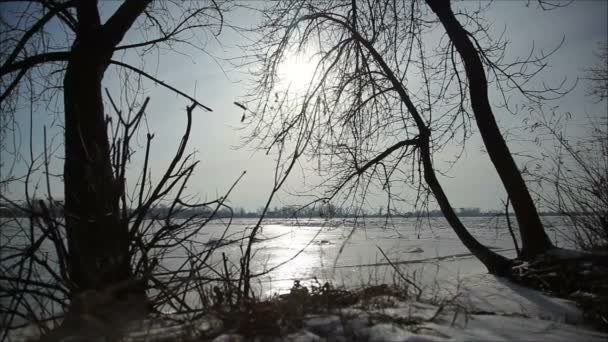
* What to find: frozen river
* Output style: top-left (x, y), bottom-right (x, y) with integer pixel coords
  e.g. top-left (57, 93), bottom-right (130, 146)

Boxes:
top-left (1, 215), bottom-right (575, 328)
top-left (171, 215), bottom-right (573, 296)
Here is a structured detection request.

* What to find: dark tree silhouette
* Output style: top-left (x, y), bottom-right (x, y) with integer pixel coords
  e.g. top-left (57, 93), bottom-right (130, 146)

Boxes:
top-left (0, 0), bottom-right (225, 293)
top-left (425, 0), bottom-right (553, 258)
top-left (243, 0), bottom-right (570, 274)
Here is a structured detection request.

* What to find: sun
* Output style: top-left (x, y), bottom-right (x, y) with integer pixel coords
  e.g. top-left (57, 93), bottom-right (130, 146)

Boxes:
top-left (277, 51), bottom-right (318, 93)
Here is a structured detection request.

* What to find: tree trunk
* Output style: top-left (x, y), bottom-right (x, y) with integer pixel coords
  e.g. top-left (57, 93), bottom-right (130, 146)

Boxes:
top-left (426, 0), bottom-right (553, 259)
top-left (61, 0), bottom-right (151, 293)
top-left (420, 136), bottom-right (512, 275)
top-left (346, 25), bottom-right (513, 274)
top-left (63, 32), bottom-right (130, 292)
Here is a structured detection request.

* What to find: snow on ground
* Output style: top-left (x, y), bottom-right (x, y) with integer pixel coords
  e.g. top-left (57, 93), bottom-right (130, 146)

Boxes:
top-left (206, 274), bottom-right (607, 341)
top-left (454, 273), bottom-right (583, 323)
top-left (209, 240), bottom-right (606, 341)
top-left (7, 217), bottom-right (606, 341)
top-left (11, 267), bottom-right (605, 341)
top-left (206, 273), bottom-right (607, 341)
top-left (58, 268), bottom-right (608, 341)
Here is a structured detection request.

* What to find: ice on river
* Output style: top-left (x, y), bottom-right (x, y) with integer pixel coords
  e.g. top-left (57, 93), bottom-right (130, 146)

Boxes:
top-left (171, 216), bottom-right (571, 296)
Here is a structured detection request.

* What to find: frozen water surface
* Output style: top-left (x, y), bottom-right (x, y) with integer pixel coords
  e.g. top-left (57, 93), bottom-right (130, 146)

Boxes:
top-left (179, 216), bottom-right (571, 296)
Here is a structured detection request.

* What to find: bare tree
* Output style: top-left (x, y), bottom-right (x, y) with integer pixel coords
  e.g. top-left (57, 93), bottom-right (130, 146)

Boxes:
top-left (528, 45), bottom-right (608, 251)
top-left (0, 89), bottom-right (256, 337)
top-left (243, 0), bottom-right (570, 274)
top-left (586, 44), bottom-right (608, 102)
top-left (425, 0), bottom-right (553, 258)
top-left (0, 1), bottom-right (260, 337)
top-left (0, 0), bottom-right (228, 294)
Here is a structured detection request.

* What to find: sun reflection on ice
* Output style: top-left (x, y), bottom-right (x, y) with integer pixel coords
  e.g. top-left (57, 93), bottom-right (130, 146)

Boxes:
top-left (250, 224), bottom-right (332, 296)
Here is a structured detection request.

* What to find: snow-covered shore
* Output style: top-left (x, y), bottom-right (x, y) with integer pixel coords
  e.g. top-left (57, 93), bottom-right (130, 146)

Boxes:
top-left (208, 273), bottom-right (606, 341)
top-left (11, 272), bottom-right (606, 341)
top-left (7, 217), bottom-right (607, 341)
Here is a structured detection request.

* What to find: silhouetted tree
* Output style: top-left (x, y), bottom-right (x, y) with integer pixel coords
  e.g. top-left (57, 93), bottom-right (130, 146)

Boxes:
top-left (426, 0), bottom-right (553, 258)
top-left (244, 0), bottom-right (569, 274)
top-left (529, 44), bottom-right (608, 250)
top-left (0, 0), bottom-right (226, 293)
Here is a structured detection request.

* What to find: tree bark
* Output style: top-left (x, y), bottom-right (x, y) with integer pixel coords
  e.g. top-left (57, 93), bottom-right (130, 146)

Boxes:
top-left (426, 0), bottom-right (553, 259)
top-left (63, 33), bottom-right (130, 291)
top-left (419, 136), bottom-right (513, 275)
top-left (330, 16), bottom-right (513, 274)
top-left (63, 0), bottom-right (151, 292)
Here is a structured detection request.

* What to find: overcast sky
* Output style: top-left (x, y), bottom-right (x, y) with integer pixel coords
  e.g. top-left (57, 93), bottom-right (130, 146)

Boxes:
top-left (3, 0), bottom-right (607, 212)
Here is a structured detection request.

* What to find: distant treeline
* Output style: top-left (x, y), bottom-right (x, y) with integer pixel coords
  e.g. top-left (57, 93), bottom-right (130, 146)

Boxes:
top-left (0, 200), bottom-right (566, 219)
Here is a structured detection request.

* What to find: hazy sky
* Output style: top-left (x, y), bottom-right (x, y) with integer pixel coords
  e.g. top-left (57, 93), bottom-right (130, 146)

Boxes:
top-left (3, 0), bottom-right (607, 212)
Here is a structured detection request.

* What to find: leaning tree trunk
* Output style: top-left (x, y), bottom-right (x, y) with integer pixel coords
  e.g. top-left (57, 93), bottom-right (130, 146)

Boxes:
top-left (426, 0), bottom-right (553, 259)
top-left (349, 27), bottom-right (513, 275)
top-left (419, 136), bottom-right (513, 275)
top-left (63, 38), bottom-right (130, 292)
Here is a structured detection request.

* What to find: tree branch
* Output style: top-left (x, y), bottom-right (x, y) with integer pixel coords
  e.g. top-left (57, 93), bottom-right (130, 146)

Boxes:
top-left (0, 51), bottom-right (70, 77)
top-left (1, 0), bottom-right (74, 73)
top-left (0, 68), bottom-right (27, 104)
top-left (356, 138), bottom-right (419, 176)
top-left (109, 59), bottom-right (212, 111)
top-left (75, 0), bottom-right (101, 35)
top-left (37, 0), bottom-right (78, 31)
top-left (103, 0), bottom-right (153, 48)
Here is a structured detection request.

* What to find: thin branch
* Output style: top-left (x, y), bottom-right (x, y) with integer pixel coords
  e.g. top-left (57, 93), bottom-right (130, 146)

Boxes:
top-left (109, 60), bottom-right (212, 111)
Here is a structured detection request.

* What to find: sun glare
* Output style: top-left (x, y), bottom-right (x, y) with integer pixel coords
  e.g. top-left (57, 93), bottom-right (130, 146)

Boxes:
top-left (277, 52), bottom-right (318, 93)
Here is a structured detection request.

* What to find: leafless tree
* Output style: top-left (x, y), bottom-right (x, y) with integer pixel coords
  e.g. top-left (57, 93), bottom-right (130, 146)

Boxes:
top-left (586, 44), bottom-right (608, 102)
top-left (0, 0), bottom-right (257, 337)
top-left (242, 0), bottom-right (572, 274)
top-left (426, 0), bottom-right (556, 258)
top-left (528, 45), bottom-right (607, 251)
top-left (0, 87), bottom-right (251, 337)
top-left (0, 0), bottom-right (230, 293)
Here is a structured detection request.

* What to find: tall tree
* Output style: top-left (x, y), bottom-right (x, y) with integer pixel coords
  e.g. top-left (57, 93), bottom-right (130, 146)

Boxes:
top-left (425, 0), bottom-right (553, 258)
top-left (244, 0), bottom-right (567, 273)
top-left (0, 0), bottom-right (224, 292)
